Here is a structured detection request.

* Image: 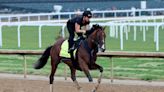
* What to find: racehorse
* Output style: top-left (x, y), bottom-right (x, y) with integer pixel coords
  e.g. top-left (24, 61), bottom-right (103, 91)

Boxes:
top-left (34, 24), bottom-right (106, 92)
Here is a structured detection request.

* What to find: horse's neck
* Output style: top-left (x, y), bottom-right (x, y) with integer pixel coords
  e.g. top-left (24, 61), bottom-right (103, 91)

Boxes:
top-left (87, 37), bottom-right (98, 63)
top-left (86, 36), bottom-right (97, 50)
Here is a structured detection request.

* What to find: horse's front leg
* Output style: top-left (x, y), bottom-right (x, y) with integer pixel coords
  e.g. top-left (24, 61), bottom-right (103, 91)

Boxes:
top-left (80, 64), bottom-right (93, 82)
top-left (91, 63), bottom-right (103, 73)
top-left (91, 63), bottom-right (103, 92)
top-left (92, 73), bottom-right (103, 92)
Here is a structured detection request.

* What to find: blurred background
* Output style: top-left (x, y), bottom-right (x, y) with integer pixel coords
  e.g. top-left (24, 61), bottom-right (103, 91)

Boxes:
top-left (0, 0), bottom-right (164, 14)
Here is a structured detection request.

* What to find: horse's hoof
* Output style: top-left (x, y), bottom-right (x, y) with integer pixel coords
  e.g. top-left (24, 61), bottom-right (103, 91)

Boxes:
top-left (99, 67), bottom-right (103, 73)
top-left (88, 78), bottom-right (93, 82)
top-left (91, 89), bottom-right (96, 92)
top-left (79, 88), bottom-right (83, 92)
top-left (89, 79), bottom-right (93, 82)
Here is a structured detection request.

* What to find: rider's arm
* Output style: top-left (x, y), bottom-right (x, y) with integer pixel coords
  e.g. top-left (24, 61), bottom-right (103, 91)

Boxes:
top-left (83, 24), bottom-right (90, 30)
top-left (75, 23), bottom-right (86, 34)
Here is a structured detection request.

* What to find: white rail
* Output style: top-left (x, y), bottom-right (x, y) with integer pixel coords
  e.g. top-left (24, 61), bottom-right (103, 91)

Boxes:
top-left (0, 21), bottom-right (164, 51)
top-left (98, 22), bottom-right (164, 51)
top-left (0, 8), bottom-right (164, 51)
top-left (0, 23), bottom-right (66, 48)
top-left (1, 8), bottom-right (164, 22)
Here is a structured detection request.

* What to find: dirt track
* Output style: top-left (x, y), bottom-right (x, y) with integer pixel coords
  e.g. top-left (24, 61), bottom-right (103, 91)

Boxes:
top-left (0, 74), bottom-right (164, 92)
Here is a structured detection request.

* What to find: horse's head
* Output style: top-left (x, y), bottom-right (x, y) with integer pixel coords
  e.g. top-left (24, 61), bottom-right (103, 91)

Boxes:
top-left (86, 24), bottom-right (106, 52)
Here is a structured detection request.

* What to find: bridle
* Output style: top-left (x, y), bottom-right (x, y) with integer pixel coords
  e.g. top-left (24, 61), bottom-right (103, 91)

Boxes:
top-left (81, 25), bottom-right (106, 67)
top-left (88, 26), bottom-right (106, 52)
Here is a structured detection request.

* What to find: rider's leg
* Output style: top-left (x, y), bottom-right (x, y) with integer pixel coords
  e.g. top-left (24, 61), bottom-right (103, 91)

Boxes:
top-left (67, 24), bottom-right (76, 66)
top-left (67, 24), bottom-right (75, 53)
top-left (68, 33), bottom-right (75, 53)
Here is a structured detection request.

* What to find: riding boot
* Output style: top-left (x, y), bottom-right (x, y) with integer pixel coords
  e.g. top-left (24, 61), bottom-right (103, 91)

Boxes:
top-left (70, 51), bottom-right (76, 67)
top-left (68, 38), bottom-right (75, 53)
top-left (68, 44), bottom-right (75, 53)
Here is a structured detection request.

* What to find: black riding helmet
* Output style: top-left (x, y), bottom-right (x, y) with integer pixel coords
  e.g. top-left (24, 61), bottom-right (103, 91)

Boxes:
top-left (83, 10), bottom-right (92, 18)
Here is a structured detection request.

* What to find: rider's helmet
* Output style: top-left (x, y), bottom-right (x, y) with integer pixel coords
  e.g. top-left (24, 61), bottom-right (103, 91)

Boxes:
top-left (83, 10), bottom-right (92, 18)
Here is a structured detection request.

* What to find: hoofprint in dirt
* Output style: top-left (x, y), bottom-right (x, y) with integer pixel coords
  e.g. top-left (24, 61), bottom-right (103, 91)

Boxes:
top-left (0, 73), bottom-right (164, 92)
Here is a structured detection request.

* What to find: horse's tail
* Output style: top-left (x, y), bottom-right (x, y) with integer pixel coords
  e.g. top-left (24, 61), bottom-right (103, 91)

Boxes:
top-left (34, 46), bottom-right (52, 69)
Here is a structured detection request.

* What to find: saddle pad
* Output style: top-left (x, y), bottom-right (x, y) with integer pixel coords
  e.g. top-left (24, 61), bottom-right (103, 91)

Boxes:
top-left (59, 40), bottom-right (76, 58)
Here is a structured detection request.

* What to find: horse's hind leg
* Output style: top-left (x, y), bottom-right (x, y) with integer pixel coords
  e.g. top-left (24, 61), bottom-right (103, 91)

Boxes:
top-left (49, 57), bottom-right (60, 92)
top-left (65, 62), bottom-right (83, 92)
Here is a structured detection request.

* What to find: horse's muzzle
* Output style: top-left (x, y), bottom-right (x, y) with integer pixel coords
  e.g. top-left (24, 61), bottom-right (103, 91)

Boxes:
top-left (98, 48), bottom-right (106, 52)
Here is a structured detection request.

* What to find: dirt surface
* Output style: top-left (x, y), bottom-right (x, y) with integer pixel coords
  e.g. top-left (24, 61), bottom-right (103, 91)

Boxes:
top-left (0, 74), bottom-right (164, 92)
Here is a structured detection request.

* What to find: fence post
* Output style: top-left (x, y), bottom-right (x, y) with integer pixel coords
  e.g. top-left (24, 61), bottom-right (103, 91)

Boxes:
top-left (38, 16), bottom-right (40, 21)
top-left (120, 25), bottom-right (124, 50)
top-left (58, 13), bottom-right (61, 22)
top-left (154, 26), bottom-right (156, 43)
top-left (23, 55), bottom-right (27, 78)
top-left (64, 64), bottom-right (67, 80)
top-left (115, 26), bottom-right (118, 38)
top-left (110, 57), bottom-right (114, 83)
top-left (162, 19), bottom-right (164, 29)
top-left (17, 25), bottom-right (21, 48)
top-left (146, 20), bottom-right (149, 30)
top-left (27, 16), bottom-right (30, 21)
top-left (102, 12), bottom-right (105, 18)
top-left (143, 25), bottom-right (146, 42)
top-left (69, 14), bottom-right (71, 19)
top-left (0, 26), bottom-right (2, 48)
top-left (156, 25), bottom-right (159, 51)
top-left (18, 17), bottom-right (20, 22)
top-left (39, 25), bottom-right (42, 48)
top-left (134, 25), bottom-right (137, 41)
top-left (48, 15), bottom-right (51, 20)
top-left (62, 25), bottom-right (65, 38)
top-left (125, 25), bottom-right (128, 40)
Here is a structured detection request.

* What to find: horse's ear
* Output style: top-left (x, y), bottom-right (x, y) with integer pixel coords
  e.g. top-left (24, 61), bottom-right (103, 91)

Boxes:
top-left (92, 24), bottom-right (96, 28)
top-left (103, 26), bottom-right (107, 31)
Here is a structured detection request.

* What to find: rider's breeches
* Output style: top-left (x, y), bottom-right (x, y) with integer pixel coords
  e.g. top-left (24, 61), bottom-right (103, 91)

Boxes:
top-left (67, 24), bottom-right (75, 49)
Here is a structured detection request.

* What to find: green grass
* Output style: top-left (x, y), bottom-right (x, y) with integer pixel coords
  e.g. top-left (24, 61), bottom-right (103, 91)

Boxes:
top-left (0, 55), bottom-right (164, 81)
top-left (1, 25), bottom-right (164, 51)
top-left (1, 26), bottom-right (63, 49)
top-left (0, 24), bottom-right (164, 81)
top-left (106, 26), bottom-right (164, 51)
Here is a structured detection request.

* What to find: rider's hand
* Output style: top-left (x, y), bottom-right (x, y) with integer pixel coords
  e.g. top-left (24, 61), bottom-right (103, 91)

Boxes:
top-left (82, 30), bottom-right (86, 34)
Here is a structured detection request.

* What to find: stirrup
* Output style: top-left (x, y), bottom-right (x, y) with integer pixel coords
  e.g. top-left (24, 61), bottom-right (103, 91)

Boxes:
top-left (68, 46), bottom-right (75, 53)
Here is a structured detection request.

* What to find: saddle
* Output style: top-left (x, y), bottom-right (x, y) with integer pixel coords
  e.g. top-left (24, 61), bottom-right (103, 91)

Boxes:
top-left (59, 36), bottom-right (84, 58)
top-left (73, 36), bottom-right (85, 50)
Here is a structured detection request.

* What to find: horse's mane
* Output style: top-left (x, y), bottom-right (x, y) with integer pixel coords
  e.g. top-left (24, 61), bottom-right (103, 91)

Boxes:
top-left (92, 24), bottom-right (103, 30)
top-left (55, 35), bottom-right (64, 40)
top-left (85, 24), bottom-right (103, 36)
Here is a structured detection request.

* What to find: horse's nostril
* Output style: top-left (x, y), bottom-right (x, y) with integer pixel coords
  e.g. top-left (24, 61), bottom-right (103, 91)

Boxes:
top-left (98, 48), bottom-right (105, 52)
top-left (102, 49), bottom-right (105, 52)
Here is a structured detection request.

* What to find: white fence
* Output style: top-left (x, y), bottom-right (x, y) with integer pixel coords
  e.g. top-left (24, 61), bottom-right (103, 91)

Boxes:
top-left (0, 50), bottom-right (164, 80)
top-left (0, 8), bottom-right (164, 51)
top-left (99, 22), bottom-right (164, 51)
top-left (0, 19), bottom-right (164, 51)
top-left (1, 8), bottom-right (164, 23)
top-left (0, 22), bottom-right (66, 48)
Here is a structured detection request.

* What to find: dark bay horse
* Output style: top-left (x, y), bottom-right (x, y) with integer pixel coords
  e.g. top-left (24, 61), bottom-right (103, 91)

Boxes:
top-left (34, 24), bottom-right (106, 92)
